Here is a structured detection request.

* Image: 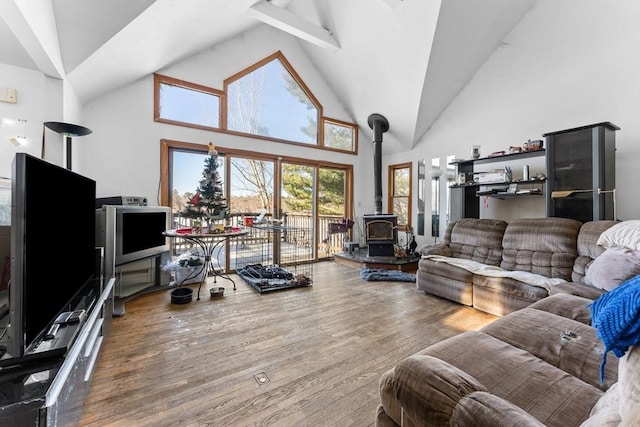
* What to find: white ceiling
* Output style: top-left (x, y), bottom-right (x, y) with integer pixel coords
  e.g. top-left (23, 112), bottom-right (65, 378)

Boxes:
top-left (0, 0), bottom-right (535, 154)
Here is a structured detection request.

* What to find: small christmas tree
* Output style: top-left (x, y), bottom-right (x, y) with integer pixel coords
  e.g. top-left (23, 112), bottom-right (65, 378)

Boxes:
top-left (182, 143), bottom-right (228, 229)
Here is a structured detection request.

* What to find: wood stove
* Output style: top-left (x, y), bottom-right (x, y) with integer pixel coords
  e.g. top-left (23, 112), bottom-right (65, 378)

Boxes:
top-left (364, 113), bottom-right (396, 257)
top-left (364, 214), bottom-right (397, 257)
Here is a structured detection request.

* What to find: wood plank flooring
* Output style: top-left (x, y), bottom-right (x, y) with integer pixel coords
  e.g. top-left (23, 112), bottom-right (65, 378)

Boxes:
top-left (78, 261), bottom-right (497, 427)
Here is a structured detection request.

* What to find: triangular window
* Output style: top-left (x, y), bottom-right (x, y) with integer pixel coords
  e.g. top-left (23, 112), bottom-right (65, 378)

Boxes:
top-left (226, 53), bottom-right (319, 145)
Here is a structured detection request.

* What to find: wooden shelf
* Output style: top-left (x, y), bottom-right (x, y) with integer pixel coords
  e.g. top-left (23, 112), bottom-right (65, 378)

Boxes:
top-left (451, 178), bottom-right (546, 189)
top-left (487, 192), bottom-right (543, 200)
top-left (449, 149), bottom-right (545, 166)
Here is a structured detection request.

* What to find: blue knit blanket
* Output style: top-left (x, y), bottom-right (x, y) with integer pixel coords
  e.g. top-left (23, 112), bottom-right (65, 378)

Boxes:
top-left (590, 273), bottom-right (640, 384)
top-left (360, 268), bottom-right (416, 282)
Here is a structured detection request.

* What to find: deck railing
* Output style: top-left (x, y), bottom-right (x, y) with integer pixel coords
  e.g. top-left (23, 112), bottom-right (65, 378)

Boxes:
top-left (171, 212), bottom-right (355, 259)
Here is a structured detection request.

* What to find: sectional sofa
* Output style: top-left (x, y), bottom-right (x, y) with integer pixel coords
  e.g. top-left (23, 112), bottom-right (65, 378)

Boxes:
top-left (376, 219), bottom-right (640, 426)
top-left (416, 217), bottom-right (619, 316)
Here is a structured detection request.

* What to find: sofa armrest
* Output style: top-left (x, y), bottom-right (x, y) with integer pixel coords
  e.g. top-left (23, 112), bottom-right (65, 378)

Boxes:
top-left (451, 391), bottom-right (545, 427)
top-left (394, 355), bottom-right (486, 425)
top-left (419, 243), bottom-right (452, 257)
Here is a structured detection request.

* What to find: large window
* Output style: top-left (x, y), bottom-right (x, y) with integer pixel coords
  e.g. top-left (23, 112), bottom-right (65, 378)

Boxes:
top-left (160, 140), bottom-right (353, 262)
top-left (154, 74), bottom-right (222, 130)
top-left (226, 55), bottom-right (318, 144)
top-left (388, 162), bottom-right (412, 230)
top-left (324, 119), bottom-right (356, 152)
top-left (154, 51), bottom-right (358, 153)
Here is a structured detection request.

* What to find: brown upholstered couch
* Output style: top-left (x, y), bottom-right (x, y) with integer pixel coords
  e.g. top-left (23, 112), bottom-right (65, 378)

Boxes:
top-left (417, 217), bottom-right (618, 316)
top-left (376, 219), bottom-right (640, 426)
top-left (376, 292), bottom-right (640, 426)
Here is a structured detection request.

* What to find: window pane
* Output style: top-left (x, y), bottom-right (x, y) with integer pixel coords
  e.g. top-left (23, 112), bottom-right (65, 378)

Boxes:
top-left (227, 59), bottom-right (318, 144)
top-left (394, 168), bottom-right (410, 196)
top-left (393, 197), bottom-right (409, 225)
top-left (282, 163), bottom-right (314, 262)
top-left (171, 150), bottom-right (225, 227)
top-left (171, 151), bottom-right (208, 215)
top-left (324, 122), bottom-right (354, 151)
top-left (160, 83), bottom-right (220, 128)
top-left (318, 168), bottom-right (345, 216)
top-left (281, 164), bottom-right (314, 215)
top-left (229, 158), bottom-right (274, 215)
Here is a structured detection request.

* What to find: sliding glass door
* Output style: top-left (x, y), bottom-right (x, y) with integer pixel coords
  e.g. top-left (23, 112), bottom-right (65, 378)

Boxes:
top-left (162, 141), bottom-right (352, 266)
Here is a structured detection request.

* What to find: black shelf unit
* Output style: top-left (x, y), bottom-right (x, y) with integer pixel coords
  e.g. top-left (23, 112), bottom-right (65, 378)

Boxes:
top-left (544, 122), bottom-right (618, 222)
top-left (449, 149), bottom-right (546, 220)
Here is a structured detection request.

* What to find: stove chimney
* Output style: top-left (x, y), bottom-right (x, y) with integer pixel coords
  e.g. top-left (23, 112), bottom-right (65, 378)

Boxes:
top-left (367, 113), bottom-right (389, 215)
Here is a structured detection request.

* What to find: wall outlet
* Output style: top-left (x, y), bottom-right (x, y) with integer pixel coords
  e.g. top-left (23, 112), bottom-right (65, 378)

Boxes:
top-left (0, 87), bottom-right (17, 103)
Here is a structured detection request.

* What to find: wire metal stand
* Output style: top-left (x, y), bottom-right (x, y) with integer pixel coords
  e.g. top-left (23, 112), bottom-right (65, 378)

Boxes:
top-left (235, 224), bottom-right (313, 293)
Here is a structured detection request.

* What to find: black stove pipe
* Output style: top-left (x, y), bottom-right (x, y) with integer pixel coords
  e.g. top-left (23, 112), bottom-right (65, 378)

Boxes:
top-left (367, 113), bottom-right (390, 215)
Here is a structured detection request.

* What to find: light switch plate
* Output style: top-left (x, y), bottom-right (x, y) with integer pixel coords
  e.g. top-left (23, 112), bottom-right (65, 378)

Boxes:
top-left (0, 87), bottom-right (17, 103)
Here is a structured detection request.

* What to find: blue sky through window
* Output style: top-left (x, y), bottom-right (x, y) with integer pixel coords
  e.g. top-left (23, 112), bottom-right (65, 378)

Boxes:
top-left (227, 59), bottom-right (317, 143)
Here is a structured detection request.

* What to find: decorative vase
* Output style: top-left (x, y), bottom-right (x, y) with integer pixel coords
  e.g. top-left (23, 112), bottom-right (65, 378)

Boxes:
top-left (472, 145), bottom-right (481, 159)
top-left (408, 236), bottom-right (418, 255)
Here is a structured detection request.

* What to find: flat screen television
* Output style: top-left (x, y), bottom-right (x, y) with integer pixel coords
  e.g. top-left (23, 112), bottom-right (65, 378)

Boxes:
top-left (3, 153), bottom-right (97, 363)
top-left (96, 205), bottom-right (171, 279)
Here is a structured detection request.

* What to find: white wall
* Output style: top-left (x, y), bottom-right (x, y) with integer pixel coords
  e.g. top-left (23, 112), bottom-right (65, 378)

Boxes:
top-left (0, 64), bottom-right (64, 176)
top-left (401, 0), bottom-right (640, 247)
top-left (80, 25), bottom-right (373, 211)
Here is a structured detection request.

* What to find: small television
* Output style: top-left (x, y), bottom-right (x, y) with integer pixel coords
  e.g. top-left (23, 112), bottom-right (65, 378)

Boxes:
top-left (96, 205), bottom-right (171, 278)
top-left (3, 153), bottom-right (97, 363)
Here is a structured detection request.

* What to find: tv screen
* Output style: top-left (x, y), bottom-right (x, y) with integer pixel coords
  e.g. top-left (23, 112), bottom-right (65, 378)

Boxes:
top-left (96, 205), bottom-right (171, 277)
top-left (8, 153), bottom-right (96, 359)
top-left (121, 211), bottom-right (167, 255)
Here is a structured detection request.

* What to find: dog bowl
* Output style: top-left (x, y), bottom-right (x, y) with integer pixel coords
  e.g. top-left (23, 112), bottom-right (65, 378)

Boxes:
top-left (171, 287), bottom-right (193, 304)
top-left (210, 287), bottom-right (225, 297)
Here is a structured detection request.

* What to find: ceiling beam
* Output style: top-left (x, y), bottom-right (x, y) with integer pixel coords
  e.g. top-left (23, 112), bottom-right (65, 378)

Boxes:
top-left (248, 0), bottom-right (340, 50)
top-left (1, 0), bottom-right (65, 79)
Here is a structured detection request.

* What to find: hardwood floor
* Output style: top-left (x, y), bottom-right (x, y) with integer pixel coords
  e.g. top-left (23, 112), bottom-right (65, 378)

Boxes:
top-left (79, 261), bottom-right (497, 427)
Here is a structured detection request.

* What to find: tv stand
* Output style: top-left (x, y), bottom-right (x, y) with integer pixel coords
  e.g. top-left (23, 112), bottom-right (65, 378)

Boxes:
top-left (0, 276), bottom-right (114, 425)
top-left (112, 251), bottom-right (171, 316)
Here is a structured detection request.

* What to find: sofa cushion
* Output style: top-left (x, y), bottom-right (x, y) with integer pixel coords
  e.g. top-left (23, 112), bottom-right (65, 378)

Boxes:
top-left (452, 391), bottom-right (546, 427)
top-left (375, 404), bottom-right (399, 427)
top-left (500, 217), bottom-right (582, 280)
top-left (448, 218), bottom-right (507, 265)
top-left (528, 292), bottom-right (593, 324)
top-left (378, 368), bottom-right (402, 426)
top-left (480, 307), bottom-right (618, 390)
top-left (417, 331), bottom-right (603, 426)
top-left (417, 259), bottom-right (474, 305)
top-left (394, 355), bottom-right (486, 426)
top-left (583, 246), bottom-right (640, 291)
top-left (549, 281), bottom-right (606, 301)
top-left (472, 275), bottom-right (551, 316)
top-left (573, 220), bottom-right (619, 282)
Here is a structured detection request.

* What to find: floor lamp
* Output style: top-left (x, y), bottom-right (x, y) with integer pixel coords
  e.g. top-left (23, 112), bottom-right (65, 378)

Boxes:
top-left (43, 121), bottom-right (92, 170)
top-left (551, 188), bottom-right (617, 220)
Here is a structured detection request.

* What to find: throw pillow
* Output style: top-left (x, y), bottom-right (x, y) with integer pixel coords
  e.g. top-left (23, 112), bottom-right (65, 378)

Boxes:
top-left (584, 246), bottom-right (640, 291)
top-left (597, 220), bottom-right (640, 251)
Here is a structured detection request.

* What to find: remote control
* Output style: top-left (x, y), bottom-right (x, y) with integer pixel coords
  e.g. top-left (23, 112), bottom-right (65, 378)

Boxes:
top-left (67, 309), bottom-right (85, 323)
top-left (54, 311), bottom-right (71, 324)
top-left (44, 323), bottom-right (60, 340)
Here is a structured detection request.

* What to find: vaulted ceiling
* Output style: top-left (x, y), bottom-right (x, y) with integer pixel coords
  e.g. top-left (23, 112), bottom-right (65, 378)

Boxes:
top-left (0, 0), bottom-right (535, 154)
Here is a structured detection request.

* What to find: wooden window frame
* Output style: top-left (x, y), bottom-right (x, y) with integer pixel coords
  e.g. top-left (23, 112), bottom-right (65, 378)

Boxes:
top-left (154, 74), bottom-right (224, 131)
top-left (153, 51), bottom-right (358, 154)
top-left (388, 162), bottom-right (412, 232)
top-left (323, 117), bottom-right (358, 154)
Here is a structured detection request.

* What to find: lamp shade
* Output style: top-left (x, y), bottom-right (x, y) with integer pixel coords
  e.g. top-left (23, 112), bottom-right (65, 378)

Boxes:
top-left (42, 121), bottom-right (92, 170)
top-left (44, 121), bottom-right (92, 137)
